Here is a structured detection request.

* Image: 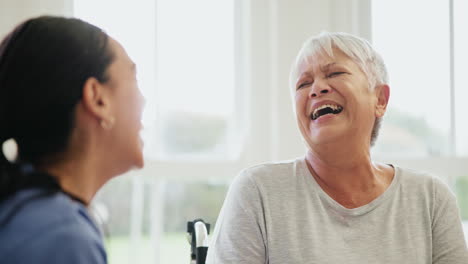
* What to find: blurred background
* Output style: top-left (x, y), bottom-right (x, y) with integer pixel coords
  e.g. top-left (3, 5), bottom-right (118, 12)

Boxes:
top-left (1, 0), bottom-right (467, 263)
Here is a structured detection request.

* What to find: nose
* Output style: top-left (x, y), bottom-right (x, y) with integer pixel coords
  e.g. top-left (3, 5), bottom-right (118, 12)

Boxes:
top-left (309, 79), bottom-right (331, 98)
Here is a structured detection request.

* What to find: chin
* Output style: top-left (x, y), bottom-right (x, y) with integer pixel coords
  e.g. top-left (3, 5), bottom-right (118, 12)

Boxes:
top-left (135, 157), bottom-right (145, 169)
top-left (131, 137), bottom-right (145, 168)
top-left (134, 147), bottom-right (145, 168)
top-left (119, 151), bottom-right (145, 174)
top-left (307, 130), bottom-right (344, 145)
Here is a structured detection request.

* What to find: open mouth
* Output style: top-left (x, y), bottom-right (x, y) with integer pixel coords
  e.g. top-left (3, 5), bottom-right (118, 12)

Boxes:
top-left (310, 104), bottom-right (343, 120)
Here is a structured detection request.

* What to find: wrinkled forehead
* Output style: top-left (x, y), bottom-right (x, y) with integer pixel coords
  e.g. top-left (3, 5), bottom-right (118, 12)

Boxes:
top-left (294, 46), bottom-right (354, 77)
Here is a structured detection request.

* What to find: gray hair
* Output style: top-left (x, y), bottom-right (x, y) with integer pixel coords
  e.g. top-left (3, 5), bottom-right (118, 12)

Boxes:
top-left (289, 31), bottom-right (389, 146)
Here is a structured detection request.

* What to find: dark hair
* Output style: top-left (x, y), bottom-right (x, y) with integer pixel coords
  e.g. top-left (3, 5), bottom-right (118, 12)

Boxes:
top-left (0, 16), bottom-right (115, 201)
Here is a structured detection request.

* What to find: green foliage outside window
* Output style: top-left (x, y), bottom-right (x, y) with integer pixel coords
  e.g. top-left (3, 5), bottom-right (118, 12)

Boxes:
top-left (455, 175), bottom-right (468, 220)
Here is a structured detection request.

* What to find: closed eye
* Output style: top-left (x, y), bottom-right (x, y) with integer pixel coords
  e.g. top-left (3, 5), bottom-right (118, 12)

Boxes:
top-left (297, 82), bottom-right (312, 90)
top-left (327, 72), bottom-right (346, 78)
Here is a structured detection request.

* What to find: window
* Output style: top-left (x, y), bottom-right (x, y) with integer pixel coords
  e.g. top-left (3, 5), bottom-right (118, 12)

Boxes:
top-left (372, 0), bottom-right (468, 239)
top-left (454, 0), bottom-right (468, 242)
top-left (90, 175), bottom-right (228, 264)
top-left (454, 0), bottom-right (468, 157)
top-left (149, 0), bottom-right (241, 160)
top-left (73, 1), bottom-right (468, 262)
top-left (74, 1), bottom-right (240, 263)
top-left (371, 0), bottom-right (451, 158)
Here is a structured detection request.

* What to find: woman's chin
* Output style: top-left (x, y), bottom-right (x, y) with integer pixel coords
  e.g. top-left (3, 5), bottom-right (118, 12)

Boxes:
top-left (134, 149), bottom-right (145, 169)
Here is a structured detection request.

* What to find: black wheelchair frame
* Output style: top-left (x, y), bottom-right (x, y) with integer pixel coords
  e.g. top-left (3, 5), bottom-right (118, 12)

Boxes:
top-left (187, 219), bottom-right (210, 264)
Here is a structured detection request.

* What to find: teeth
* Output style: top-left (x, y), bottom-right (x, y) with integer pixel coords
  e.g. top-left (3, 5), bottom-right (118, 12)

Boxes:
top-left (312, 104), bottom-right (343, 120)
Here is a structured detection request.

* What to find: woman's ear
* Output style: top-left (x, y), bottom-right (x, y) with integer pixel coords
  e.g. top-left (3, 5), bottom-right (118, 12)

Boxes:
top-left (375, 84), bottom-right (390, 118)
top-left (80, 77), bottom-right (114, 128)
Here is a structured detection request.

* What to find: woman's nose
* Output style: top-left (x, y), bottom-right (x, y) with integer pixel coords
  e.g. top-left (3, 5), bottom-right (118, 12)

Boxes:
top-left (309, 80), bottom-right (331, 98)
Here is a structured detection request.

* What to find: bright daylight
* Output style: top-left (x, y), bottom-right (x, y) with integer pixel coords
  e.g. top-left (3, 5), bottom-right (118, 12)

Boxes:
top-left (0, 0), bottom-right (467, 263)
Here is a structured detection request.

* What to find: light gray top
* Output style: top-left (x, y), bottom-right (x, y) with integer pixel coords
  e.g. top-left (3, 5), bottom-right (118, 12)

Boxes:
top-left (206, 158), bottom-right (468, 263)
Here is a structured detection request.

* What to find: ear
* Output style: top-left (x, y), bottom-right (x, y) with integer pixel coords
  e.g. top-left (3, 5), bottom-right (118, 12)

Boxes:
top-left (80, 77), bottom-right (114, 126)
top-left (375, 84), bottom-right (390, 118)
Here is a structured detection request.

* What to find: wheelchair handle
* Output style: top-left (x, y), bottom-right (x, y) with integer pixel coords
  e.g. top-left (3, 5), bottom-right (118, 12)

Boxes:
top-left (187, 219), bottom-right (210, 264)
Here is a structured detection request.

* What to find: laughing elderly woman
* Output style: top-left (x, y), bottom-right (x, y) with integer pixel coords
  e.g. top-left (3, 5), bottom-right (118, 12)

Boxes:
top-left (206, 32), bottom-right (468, 263)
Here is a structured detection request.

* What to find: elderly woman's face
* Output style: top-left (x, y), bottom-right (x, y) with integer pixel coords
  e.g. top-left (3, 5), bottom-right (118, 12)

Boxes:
top-left (294, 48), bottom-right (384, 149)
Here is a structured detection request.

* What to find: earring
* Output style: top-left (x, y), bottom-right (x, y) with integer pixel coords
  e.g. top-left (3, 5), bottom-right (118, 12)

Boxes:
top-left (100, 117), bottom-right (115, 130)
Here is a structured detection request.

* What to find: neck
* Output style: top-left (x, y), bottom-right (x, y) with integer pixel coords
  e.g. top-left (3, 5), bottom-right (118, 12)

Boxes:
top-left (305, 142), bottom-right (393, 208)
top-left (43, 161), bottom-right (100, 205)
top-left (40, 144), bottom-right (111, 205)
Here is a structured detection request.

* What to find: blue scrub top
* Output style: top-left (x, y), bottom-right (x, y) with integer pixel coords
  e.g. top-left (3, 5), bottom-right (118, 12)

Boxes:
top-left (0, 188), bottom-right (107, 263)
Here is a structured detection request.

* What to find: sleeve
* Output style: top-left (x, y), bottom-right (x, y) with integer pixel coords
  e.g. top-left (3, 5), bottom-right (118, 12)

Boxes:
top-left (24, 221), bottom-right (107, 264)
top-left (206, 169), bottom-right (268, 264)
top-left (431, 177), bottom-right (468, 264)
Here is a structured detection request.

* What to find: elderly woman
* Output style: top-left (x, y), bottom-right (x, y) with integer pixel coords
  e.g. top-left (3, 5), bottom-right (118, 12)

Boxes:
top-left (206, 32), bottom-right (468, 263)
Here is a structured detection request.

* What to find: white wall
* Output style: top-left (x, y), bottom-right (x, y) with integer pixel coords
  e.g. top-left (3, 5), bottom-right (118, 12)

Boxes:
top-left (0, 0), bottom-right (73, 39)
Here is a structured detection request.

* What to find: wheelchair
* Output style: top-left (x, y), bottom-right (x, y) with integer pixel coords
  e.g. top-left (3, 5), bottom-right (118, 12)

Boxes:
top-left (187, 219), bottom-right (210, 264)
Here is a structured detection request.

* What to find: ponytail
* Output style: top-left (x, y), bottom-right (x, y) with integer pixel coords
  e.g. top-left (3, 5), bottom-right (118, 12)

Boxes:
top-left (0, 138), bottom-right (60, 203)
top-left (0, 20), bottom-right (28, 201)
top-left (0, 138), bottom-right (60, 227)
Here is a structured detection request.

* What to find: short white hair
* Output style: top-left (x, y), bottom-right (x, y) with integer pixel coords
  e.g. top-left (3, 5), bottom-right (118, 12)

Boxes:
top-left (289, 31), bottom-right (388, 94)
